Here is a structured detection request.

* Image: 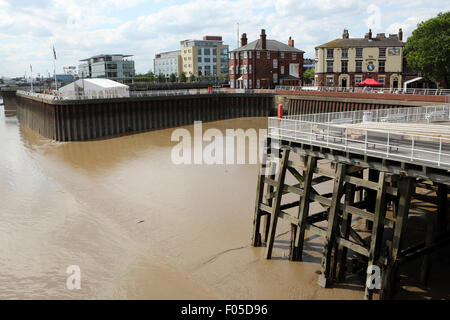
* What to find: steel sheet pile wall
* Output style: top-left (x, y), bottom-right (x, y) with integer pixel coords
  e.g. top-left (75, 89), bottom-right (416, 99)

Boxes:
top-left (16, 94), bottom-right (273, 141)
top-left (287, 96), bottom-right (435, 116)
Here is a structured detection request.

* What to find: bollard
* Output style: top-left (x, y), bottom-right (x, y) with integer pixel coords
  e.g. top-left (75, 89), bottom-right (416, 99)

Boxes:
top-left (278, 103), bottom-right (284, 118)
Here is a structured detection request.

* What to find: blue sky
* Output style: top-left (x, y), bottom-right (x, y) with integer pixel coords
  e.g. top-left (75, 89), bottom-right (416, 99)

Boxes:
top-left (0, 0), bottom-right (448, 78)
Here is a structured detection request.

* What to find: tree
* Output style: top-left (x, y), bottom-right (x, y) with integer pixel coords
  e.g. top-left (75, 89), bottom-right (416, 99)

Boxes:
top-left (148, 72), bottom-right (155, 82)
top-left (218, 74), bottom-right (224, 82)
top-left (179, 72), bottom-right (187, 83)
top-left (189, 74), bottom-right (196, 82)
top-left (404, 12), bottom-right (450, 87)
top-left (199, 75), bottom-right (205, 82)
top-left (169, 73), bottom-right (177, 83)
top-left (157, 73), bottom-right (165, 83)
top-left (303, 68), bottom-right (315, 85)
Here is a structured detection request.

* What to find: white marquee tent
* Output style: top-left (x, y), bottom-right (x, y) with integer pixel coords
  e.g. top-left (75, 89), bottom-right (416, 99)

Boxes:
top-left (58, 78), bottom-right (130, 100)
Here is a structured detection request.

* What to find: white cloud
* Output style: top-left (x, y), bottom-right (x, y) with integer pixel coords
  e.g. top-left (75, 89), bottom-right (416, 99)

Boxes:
top-left (0, 0), bottom-right (448, 77)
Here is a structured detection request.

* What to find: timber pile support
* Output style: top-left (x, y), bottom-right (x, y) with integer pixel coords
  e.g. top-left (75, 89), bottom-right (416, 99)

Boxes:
top-left (252, 138), bottom-right (450, 300)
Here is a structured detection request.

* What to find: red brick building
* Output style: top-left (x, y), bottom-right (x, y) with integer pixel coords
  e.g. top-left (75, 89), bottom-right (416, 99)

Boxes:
top-left (229, 29), bottom-right (304, 89)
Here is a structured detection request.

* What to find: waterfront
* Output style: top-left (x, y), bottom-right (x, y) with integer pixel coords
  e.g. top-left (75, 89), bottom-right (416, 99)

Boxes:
top-left (0, 104), bottom-right (448, 299)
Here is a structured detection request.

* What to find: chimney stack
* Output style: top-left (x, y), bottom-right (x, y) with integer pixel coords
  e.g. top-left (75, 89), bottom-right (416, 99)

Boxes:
top-left (398, 28), bottom-right (403, 41)
top-left (365, 29), bottom-right (372, 39)
top-left (241, 33), bottom-right (247, 47)
top-left (260, 29), bottom-right (267, 50)
top-left (288, 36), bottom-right (294, 47)
top-left (342, 29), bottom-right (349, 39)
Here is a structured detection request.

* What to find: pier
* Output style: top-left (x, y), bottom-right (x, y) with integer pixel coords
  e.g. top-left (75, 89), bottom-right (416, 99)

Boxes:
top-left (252, 105), bottom-right (450, 299)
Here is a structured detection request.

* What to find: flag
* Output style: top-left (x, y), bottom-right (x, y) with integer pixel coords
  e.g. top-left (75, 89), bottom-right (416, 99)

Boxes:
top-left (53, 46), bottom-right (57, 60)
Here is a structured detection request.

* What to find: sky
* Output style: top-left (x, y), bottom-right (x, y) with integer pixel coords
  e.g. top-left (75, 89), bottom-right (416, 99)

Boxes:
top-left (0, 0), bottom-right (449, 78)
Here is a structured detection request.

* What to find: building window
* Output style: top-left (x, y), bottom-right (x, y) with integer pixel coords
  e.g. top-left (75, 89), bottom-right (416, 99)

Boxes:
top-left (379, 48), bottom-right (386, 58)
top-left (327, 49), bottom-right (334, 59)
top-left (379, 60), bottom-right (385, 72)
top-left (230, 52), bottom-right (234, 59)
top-left (244, 51), bottom-right (248, 59)
top-left (273, 59), bottom-right (278, 69)
top-left (292, 53), bottom-right (297, 60)
top-left (355, 60), bottom-right (362, 72)
top-left (198, 48), bottom-right (202, 55)
top-left (281, 52), bottom-right (285, 59)
top-left (354, 75), bottom-right (362, 86)
top-left (267, 51), bottom-right (270, 59)
top-left (327, 61), bottom-right (333, 73)
top-left (204, 48), bottom-right (211, 55)
top-left (273, 73), bottom-right (278, 83)
top-left (341, 48), bottom-right (348, 58)
top-left (281, 66), bottom-right (285, 74)
top-left (249, 64), bottom-right (252, 74)
top-left (249, 51), bottom-right (252, 59)
top-left (356, 48), bottom-right (363, 58)
top-left (378, 76), bottom-right (385, 87)
top-left (230, 66), bottom-right (234, 74)
top-left (240, 51), bottom-right (244, 59)
top-left (249, 79), bottom-right (252, 89)
top-left (326, 76), bottom-right (334, 87)
top-left (388, 48), bottom-right (400, 55)
top-left (256, 51), bottom-right (260, 59)
top-left (341, 60), bottom-right (348, 73)
top-left (257, 79), bottom-right (260, 88)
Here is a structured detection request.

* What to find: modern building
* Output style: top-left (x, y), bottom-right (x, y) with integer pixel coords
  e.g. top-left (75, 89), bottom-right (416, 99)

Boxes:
top-left (153, 50), bottom-right (182, 77)
top-left (315, 29), bottom-right (405, 88)
top-left (180, 36), bottom-right (229, 78)
top-left (78, 54), bottom-right (135, 83)
top-left (229, 30), bottom-right (304, 89)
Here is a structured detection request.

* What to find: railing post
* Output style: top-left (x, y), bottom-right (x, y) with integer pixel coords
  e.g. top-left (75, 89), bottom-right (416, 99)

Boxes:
top-left (438, 138), bottom-right (442, 166)
top-left (365, 130), bottom-right (368, 153)
top-left (387, 131), bottom-right (390, 157)
top-left (327, 124), bottom-right (330, 146)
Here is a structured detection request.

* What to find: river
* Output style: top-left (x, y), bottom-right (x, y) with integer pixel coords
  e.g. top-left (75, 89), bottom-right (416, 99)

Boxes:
top-left (0, 103), bottom-right (447, 299)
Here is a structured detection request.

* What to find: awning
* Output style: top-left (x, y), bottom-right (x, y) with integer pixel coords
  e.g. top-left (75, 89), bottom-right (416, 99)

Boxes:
top-left (237, 76), bottom-right (243, 81)
top-left (358, 78), bottom-right (382, 87)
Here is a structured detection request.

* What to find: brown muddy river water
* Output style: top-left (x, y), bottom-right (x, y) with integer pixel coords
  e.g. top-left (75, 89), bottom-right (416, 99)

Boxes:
top-left (0, 105), bottom-right (448, 299)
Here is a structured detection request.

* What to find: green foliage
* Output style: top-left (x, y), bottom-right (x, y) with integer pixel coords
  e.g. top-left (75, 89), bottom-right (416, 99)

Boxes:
top-left (303, 68), bottom-right (315, 84)
top-left (199, 75), bottom-right (205, 82)
top-left (218, 74), bottom-right (224, 82)
top-left (169, 73), bottom-right (177, 83)
top-left (157, 73), bottom-right (165, 83)
top-left (189, 74), bottom-right (196, 82)
top-left (135, 72), bottom-right (155, 83)
top-left (179, 72), bottom-right (187, 83)
top-left (405, 12), bottom-right (450, 87)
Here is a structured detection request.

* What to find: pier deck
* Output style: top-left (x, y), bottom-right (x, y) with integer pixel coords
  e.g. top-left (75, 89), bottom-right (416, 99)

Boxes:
top-left (252, 105), bottom-right (450, 300)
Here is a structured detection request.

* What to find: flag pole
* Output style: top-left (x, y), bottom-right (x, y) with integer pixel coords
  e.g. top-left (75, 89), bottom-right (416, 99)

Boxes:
top-left (53, 46), bottom-right (58, 92)
top-left (30, 65), bottom-right (33, 92)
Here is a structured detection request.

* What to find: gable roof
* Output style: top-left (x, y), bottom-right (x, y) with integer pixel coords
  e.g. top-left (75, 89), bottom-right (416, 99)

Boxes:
top-left (231, 39), bottom-right (304, 53)
top-left (316, 37), bottom-right (404, 49)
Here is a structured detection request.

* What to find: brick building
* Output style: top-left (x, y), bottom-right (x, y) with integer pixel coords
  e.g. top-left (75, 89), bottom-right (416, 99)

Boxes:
top-left (315, 29), bottom-right (405, 89)
top-left (229, 29), bottom-right (304, 89)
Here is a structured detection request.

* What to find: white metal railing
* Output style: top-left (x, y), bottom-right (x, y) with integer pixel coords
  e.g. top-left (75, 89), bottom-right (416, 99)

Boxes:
top-left (275, 85), bottom-right (450, 96)
top-left (286, 105), bottom-right (450, 124)
top-left (268, 115), bottom-right (450, 169)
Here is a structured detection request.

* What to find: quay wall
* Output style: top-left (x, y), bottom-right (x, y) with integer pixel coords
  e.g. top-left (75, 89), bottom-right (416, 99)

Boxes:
top-left (284, 94), bottom-right (443, 116)
top-left (0, 88), bottom-right (20, 112)
top-left (15, 93), bottom-right (274, 141)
